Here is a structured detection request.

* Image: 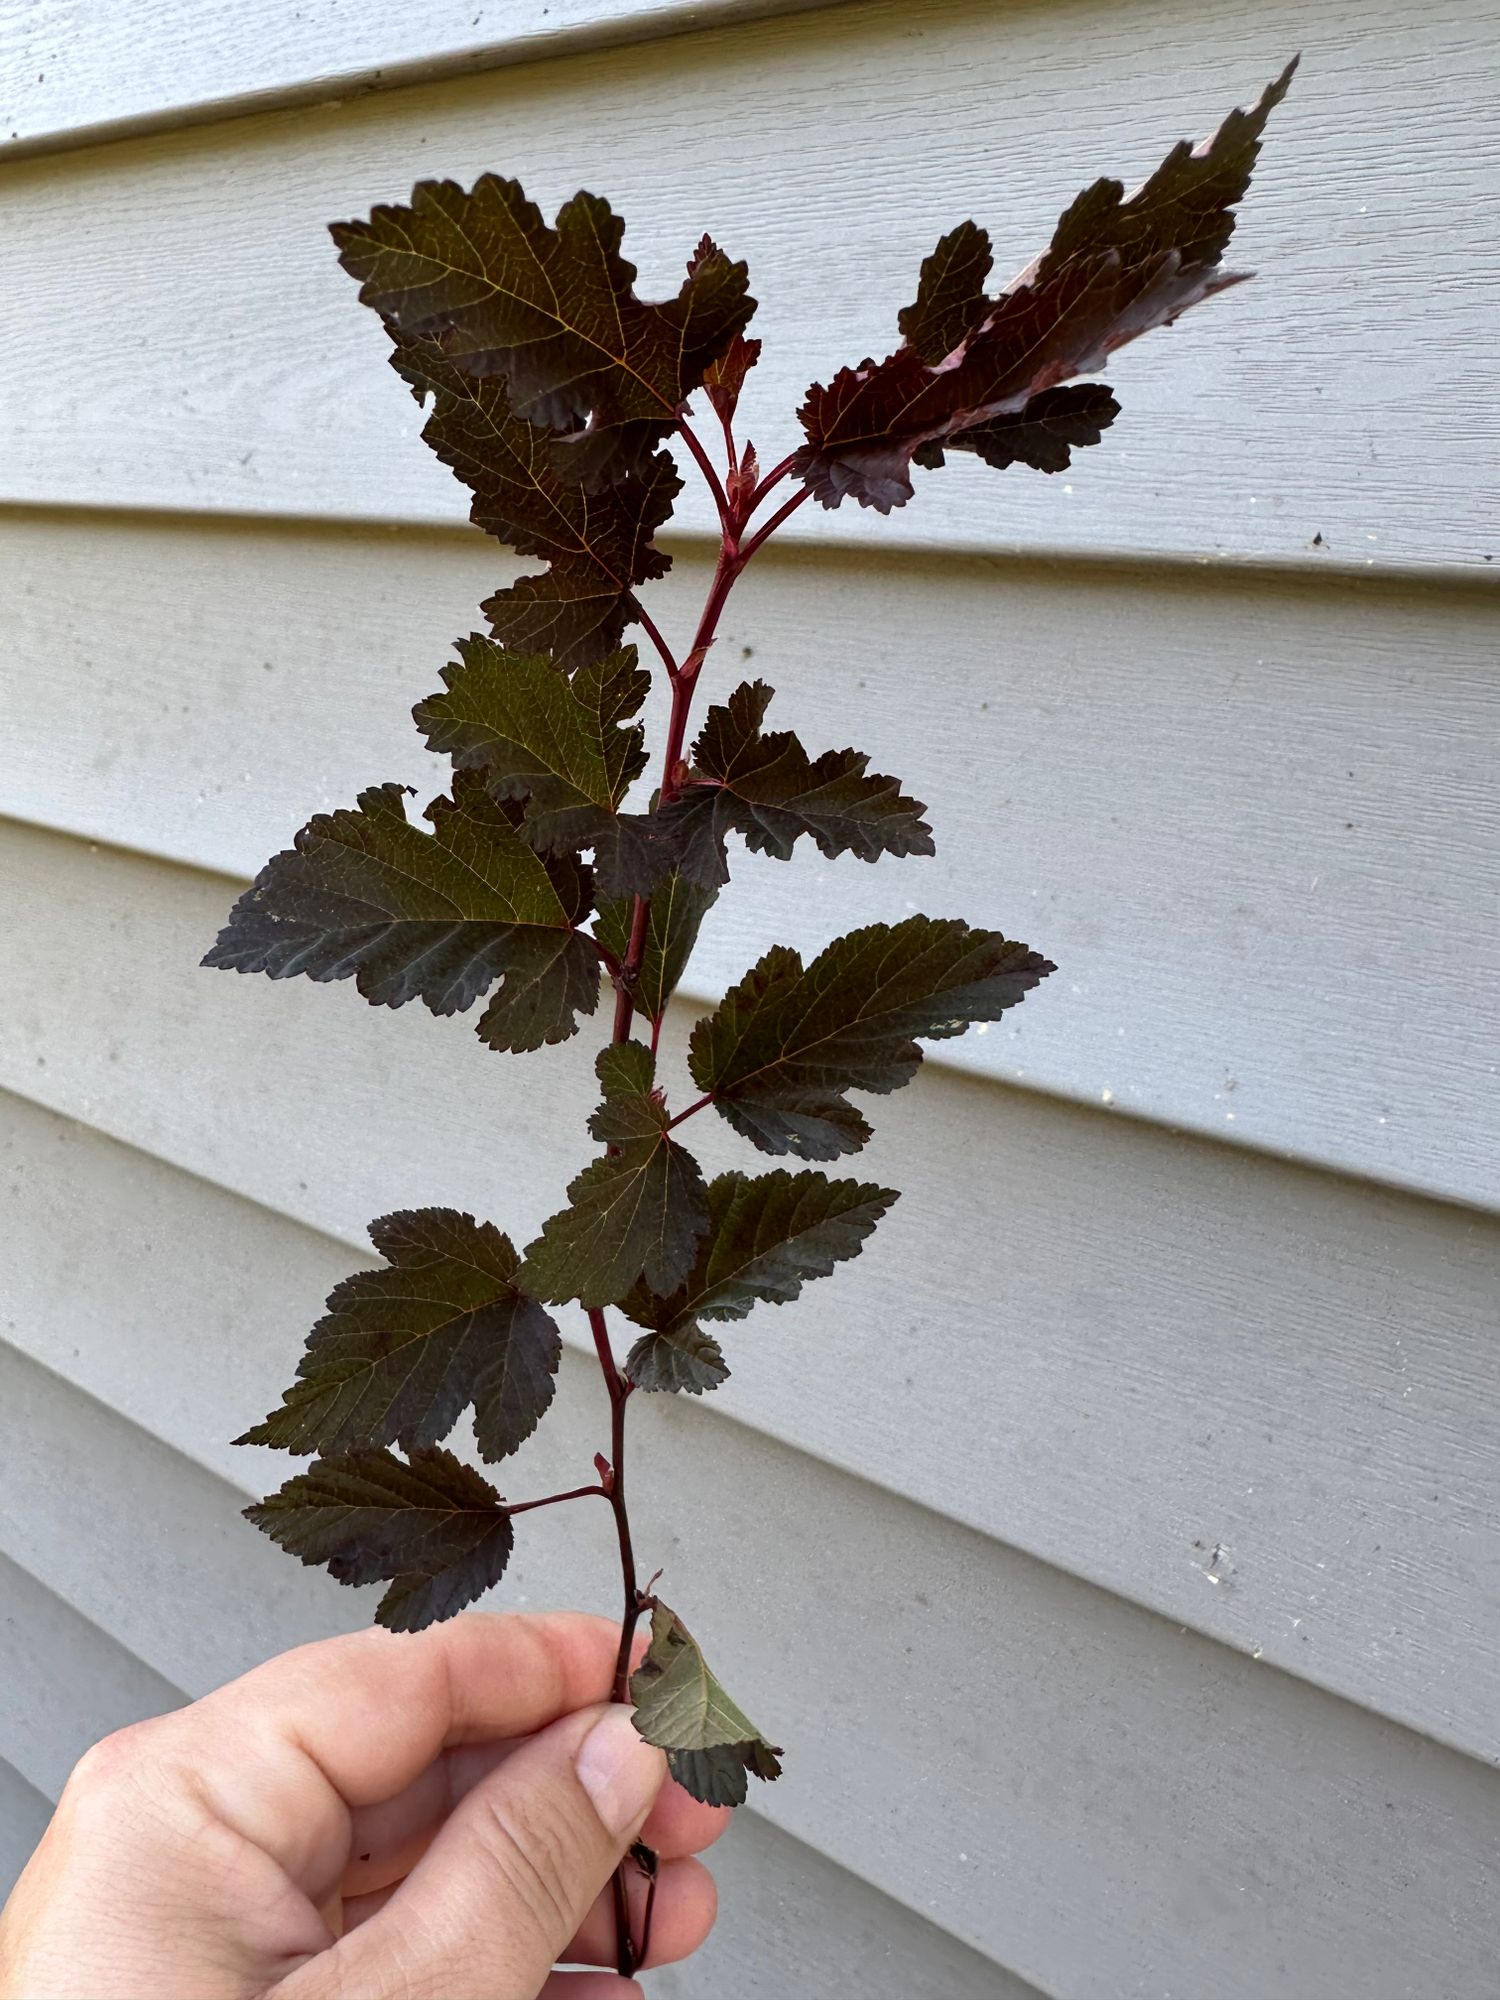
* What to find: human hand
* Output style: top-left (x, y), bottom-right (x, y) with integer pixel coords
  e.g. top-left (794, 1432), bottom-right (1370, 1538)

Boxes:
top-left (0, 1611), bottom-right (726, 1999)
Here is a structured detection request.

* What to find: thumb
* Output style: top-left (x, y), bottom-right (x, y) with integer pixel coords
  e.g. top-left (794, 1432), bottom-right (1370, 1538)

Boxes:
top-left (312, 1705), bottom-right (665, 2000)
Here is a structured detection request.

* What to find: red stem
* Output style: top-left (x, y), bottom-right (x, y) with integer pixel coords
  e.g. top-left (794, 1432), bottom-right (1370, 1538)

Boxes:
top-left (738, 484), bottom-right (812, 564)
top-left (675, 415), bottom-right (732, 528)
top-left (746, 450), bottom-right (799, 512)
top-left (505, 1483), bottom-right (609, 1516)
top-left (628, 595), bottom-right (679, 678)
top-left (587, 406), bottom-right (807, 1976)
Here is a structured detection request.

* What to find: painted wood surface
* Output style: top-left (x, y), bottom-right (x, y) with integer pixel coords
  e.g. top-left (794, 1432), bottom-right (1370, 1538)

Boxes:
top-left (0, 1527), bottom-right (1018, 2000)
top-left (4, 513), bottom-right (1495, 1209)
top-left (1, 0), bottom-right (1496, 573)
top-left (4, 1317), bottom-right (1498, 1999)
top-left (0, 1762), bottom-right (51, 1902)
top-left (0, 0), bottom-right (848, 154)
top-left (3, 824), bottom-right (1497, 1768)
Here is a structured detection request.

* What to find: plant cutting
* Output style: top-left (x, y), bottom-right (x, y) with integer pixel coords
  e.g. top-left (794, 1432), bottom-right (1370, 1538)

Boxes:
top-left (205, 58), bottom-right (1294, 1977)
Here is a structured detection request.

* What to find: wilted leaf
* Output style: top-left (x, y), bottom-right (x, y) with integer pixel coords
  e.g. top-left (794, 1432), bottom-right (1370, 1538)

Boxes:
top-left (689, 917), bottom-right (1054, 1157)
top-left (594, 874), bottom-right (719, 1023)
top-left (237, 1210), bottom-right (561, 1463)
top-left (246, 1445), bottom-right (514, 1633)
top-left (415, 637), bottom-right (650, 856)
top-left (797, 60), bottom-right (1295, 510)
top-left (519, 1044), bottom-right (710, 1305)
top-left (203, 775), bottom-right (601, 1052)
top-left (630, 1603), bottom-right (782, 1807)
top-left (393, 336), bottom-right (679, 672)
top-left (333, 184), bottom-right (753, 461)
top-left (621, 1170), bottom-right (896, 1391)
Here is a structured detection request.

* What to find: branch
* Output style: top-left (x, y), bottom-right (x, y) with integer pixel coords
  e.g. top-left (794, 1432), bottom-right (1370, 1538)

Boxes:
top-left (675, 414), bottom-right (732, 528)
top-left (505, 1483), bottom-right (609, 1516)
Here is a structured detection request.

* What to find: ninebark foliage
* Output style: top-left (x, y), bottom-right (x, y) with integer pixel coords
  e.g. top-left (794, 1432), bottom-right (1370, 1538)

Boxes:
top-left (207, 62), bottom-right (1291, 1968)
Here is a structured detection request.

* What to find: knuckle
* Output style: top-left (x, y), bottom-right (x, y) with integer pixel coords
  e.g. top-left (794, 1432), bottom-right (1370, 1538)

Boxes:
top-left (64, 1720), bottom-right (158, 1799)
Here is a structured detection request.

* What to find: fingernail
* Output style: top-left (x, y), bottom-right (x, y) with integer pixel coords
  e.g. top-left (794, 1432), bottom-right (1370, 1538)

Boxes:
top-left (575, 1708), bottom-right (664, 1837)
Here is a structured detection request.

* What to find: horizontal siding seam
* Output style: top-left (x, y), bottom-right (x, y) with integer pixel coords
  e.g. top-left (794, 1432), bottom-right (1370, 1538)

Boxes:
top-left (0, 0), bottom-right (854, 163)
top-left (2, 803), bottom-right (1494, 1222)
top-left (0, 1338), bottom-right (1046, 1986)
top-left (2, 1197), bottom-right (1494, 1780)
top-left (0, 496), bottom-right (1490, 592)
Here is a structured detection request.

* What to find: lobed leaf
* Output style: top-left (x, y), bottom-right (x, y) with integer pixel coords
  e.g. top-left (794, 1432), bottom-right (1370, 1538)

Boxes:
top-left (621, 1169), bottom-right (896, 1392)
top-left (630, 1603), bottom-right (782, 1807)
top-left (237, 1210), bottom-right (561, 1464)
top-left (415, 637), bottom-right (650, 856)
top-left (594, 874), bottom-right (720, 1024)
top-left (623, 1321), bottom-right (729, 1394)
top-left (601, 681), bottom-right (934, 897)
top-left (333, 183), bottom-right (753, 463)
top-left (796, 60), bottom-right (1295, 511)
top-left (203, 775), bottom-right (601, 1052)
top-left (246, 1445), bottom-right (514, 1632)
top-left (391, 335), bottom-right (679, 672)
top-left (518, 1044), bottom-right (710, 1306)
top-left (689, 917), bottom-right (1054, 1157)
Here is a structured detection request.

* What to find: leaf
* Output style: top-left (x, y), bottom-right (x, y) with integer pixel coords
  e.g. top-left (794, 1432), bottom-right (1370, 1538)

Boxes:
top-left (599, 682), bottom-right (934, 898)
top-left (518, 1044), bottom-right (710, 1306)
top-left (703, 332), bottom-right (761, 422)
top-left (594, 874), bottom-right (719, 1023)
top-left (203, 774), bottom-right (601, 1052)
top-left (621, 1169), bottom-right (895, 1392)
top-left (392, 335), bottom-right (680, 672)
top-left (912, 382), bottom-right (1120, 474)
top-left (689, 917), bottom-right (1054, 1157)
top-left (630, 1603), bottom-right (782, 1807)
top-left (415, 637), bottom-right (650, 856)
top-left (246, 1446), bottom-right (514, 1633)
top-left (686, 679), bottom-right (934, 870)
top-left (796, 60), bottom-right (1296, 511)
top-left (333, 184), bottom-right (753, 460)
top-left (623, 1322), bottom-right (729, 1395)
top-left (236, 1210), bottom-right (561, 1464)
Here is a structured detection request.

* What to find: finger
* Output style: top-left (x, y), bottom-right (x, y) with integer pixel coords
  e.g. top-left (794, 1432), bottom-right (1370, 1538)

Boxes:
top-left (540, 1977), bottom-right (642, 1999)
top-left (562, 1856), bottom-right (717, 1969)
top-left (639, 1779), bottom-right (732, 1861)
top-left (342, 1851), bottom-right (715, 1964)
top-left (299, 1706), bottom-right (665, 2000)
top-left (165, 1612), bottom-right (621, 1898)
top-left (343, 1739), bottom-right (727, 1896)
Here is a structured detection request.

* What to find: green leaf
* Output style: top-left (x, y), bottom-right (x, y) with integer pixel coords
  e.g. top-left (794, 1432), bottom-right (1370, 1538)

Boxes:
top-left (621, 1170), bottom-right (895, 1392)
top-left (518, 1044), bottom-right (710, 1306)
top-left (236, 1210), bottom-right (561, 1463)
top-left (333, 185), bottom-right (753, 459)
top-left (594, 874), bottom-right (719, 1023)
top-left (392, 336), bottom-right (680, 671)
top-left (415, 637), bottom-right (650, 856)
top-left (622, 1322), bottom-right (729, 1395)
top-left (689, 917), bottom-right (1054, 1157)
top-left (203, 774), bottom-right (601, 1052)
top-left (246, 1446), bottom-right (514, 1633)
top-left (630, 1603), bottom-right (782, 1807)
